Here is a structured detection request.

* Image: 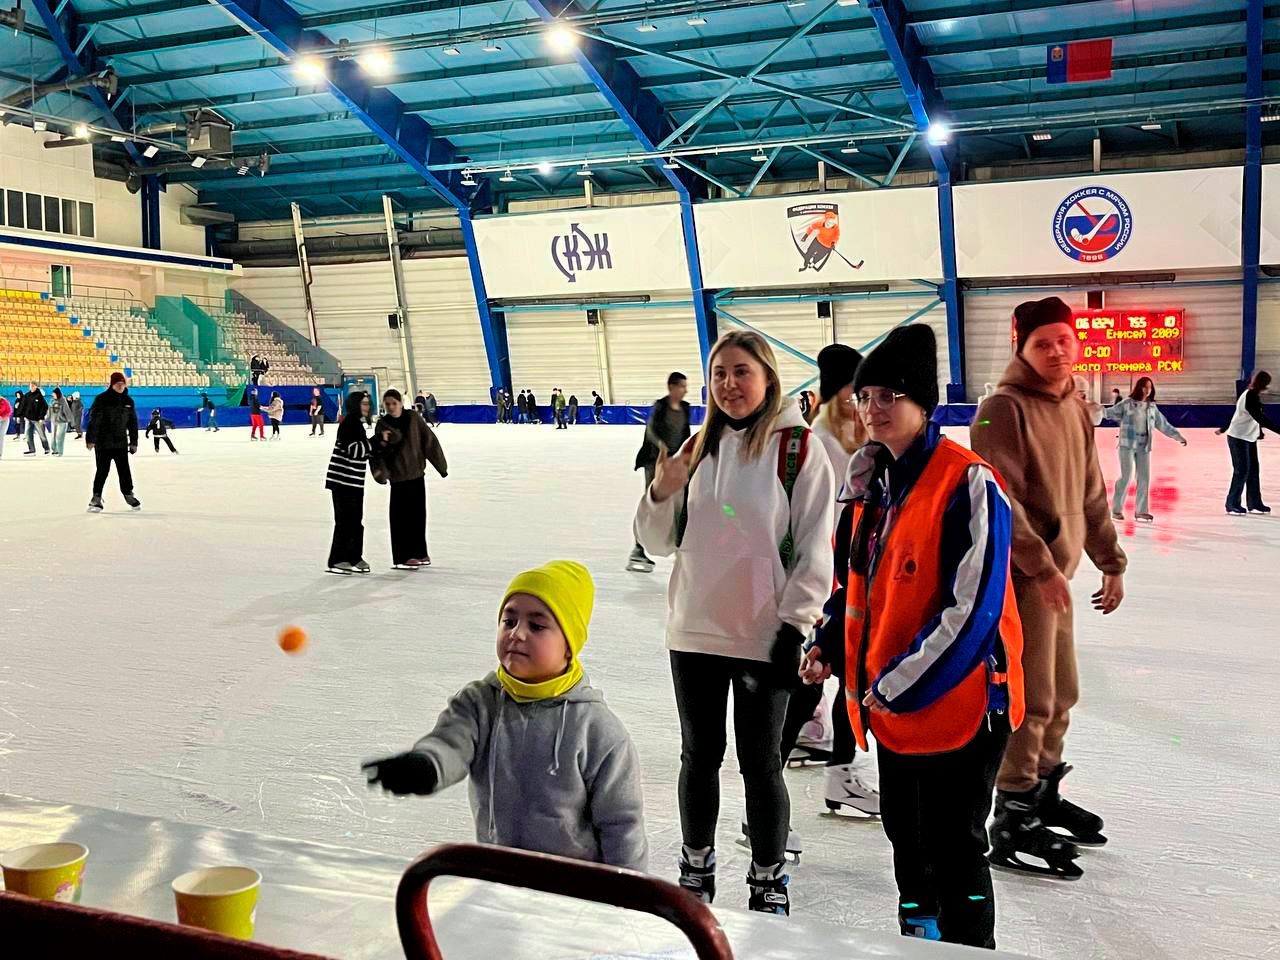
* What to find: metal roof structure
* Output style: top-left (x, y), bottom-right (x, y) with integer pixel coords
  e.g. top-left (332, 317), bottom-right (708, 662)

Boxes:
top-left (1, 0), bottom-right (1276, 222)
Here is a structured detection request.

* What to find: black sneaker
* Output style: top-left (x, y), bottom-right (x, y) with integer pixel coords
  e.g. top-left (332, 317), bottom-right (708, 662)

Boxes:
top-left (746, 864), bottom-right (790, 916)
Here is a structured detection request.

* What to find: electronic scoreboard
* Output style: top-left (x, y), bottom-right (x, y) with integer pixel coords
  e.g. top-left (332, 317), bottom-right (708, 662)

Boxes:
top-left (1011, 309), bottom-right (1186, 375)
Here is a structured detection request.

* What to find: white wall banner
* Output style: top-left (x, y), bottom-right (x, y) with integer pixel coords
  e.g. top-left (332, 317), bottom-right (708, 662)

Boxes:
top-left (954, 167), bottom-right (1243, 278)
top-left (695, 187), bottom-right (943, 288)
top-left (473, 204), bottom-right (691, 299)
top-left (1259, 164), bottom-right (1280, 265)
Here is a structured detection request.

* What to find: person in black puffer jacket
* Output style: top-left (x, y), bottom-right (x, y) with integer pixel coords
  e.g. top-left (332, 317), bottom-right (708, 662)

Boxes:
top-left (86, 372), bottom-right (141, 512)
top-left (21, 382), bottom-right (50, 455)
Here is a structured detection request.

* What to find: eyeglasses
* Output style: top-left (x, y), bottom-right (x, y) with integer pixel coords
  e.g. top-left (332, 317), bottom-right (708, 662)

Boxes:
top-left (855, 389), bottom-right (907, 410)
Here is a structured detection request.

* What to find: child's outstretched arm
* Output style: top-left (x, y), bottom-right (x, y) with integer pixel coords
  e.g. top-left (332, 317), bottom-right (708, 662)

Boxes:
top-left (363, 684), bottom-right (484, 796)
top-left (586, 718), bottom-right (649, 873)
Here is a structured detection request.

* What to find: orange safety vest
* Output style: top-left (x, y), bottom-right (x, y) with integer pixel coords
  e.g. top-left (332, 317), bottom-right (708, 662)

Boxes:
top-left (844, 438), bottom-right (1025, 755)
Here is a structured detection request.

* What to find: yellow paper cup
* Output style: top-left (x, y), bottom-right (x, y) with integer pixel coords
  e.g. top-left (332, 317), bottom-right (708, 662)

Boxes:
top-left (0, 842), bottom-right (89, 902)
top-left (172, 866), bottom-right (261, 940)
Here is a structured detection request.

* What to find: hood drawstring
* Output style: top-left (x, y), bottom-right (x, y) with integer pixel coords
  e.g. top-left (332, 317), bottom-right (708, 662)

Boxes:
top-left (547, 700), bottom-right (569, 777)
top-left (488, 696), bottom-right (505, 840)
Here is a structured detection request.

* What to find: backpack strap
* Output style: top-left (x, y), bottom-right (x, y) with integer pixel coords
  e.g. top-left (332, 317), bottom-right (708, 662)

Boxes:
top-left (777, 426), bottom-right (810, 570)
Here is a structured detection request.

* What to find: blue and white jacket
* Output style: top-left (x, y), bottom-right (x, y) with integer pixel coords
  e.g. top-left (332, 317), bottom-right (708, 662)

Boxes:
top-left (1104, 398), bottom-right (1184, 451)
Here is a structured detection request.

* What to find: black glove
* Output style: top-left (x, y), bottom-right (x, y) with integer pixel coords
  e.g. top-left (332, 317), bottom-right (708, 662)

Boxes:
top-left (769, 623), bottom-right (805, 676)
top-left (361, 751), bottom-right (438, 796)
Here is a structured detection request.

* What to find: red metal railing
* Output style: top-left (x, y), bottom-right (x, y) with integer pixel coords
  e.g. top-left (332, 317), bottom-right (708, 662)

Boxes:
top-left (396, 844), bottom-right (734, 960)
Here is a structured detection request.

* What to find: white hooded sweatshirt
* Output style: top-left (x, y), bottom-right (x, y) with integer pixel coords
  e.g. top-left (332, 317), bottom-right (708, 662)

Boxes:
top-left (634, 402), bottom-right (835, 662)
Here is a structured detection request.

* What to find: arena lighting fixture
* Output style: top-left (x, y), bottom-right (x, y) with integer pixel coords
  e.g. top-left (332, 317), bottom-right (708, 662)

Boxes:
top-left (786, 1), bottom-right (806, 8)
top-left (1263, 111), bottom-right (1280, 123)
top-left (751, 147), bottom-right (768, 161)
top-left (33, 118), bottom-right (47, 131)
top-left (537, 160), bottom-right (554, 175)
top-left (1032, 131), bottom-right (1053, 141)
top-left (636, 19), bottom-right (657, 32)
top-left (840, 142), bottom-right (858, 154)
top-left (110, 133), bottom-right (127, 142)
top-left (295, 56), bottom-right (326, 81)
top-left (499, 168), bottom-right (515, 182)
top-left (687, 13), bottom-right (707, 25)
top-left (357, 48), bottom-right (393, 77)
top-left (482, 38), bottom-right (501, 52)
top-left (926, 120), bottom-right (950, 145)
top-left (237, 162), bottom-right (250, 175)
top-left (547, 24), bottom-right (576, 52)
top-left (73, 123), bottom-right (89, 138)
top-left (143, 144), bottom-right (159, 158)
top-left (190, 155), bottom-right (207, 168)
top-left (460, 170), bottom-right (477, 186)
top-left (442, 45), bottom-right (461, 56)
top-left (575, 162), bottom-right (592, 176)
top-left (663, 155), bottom-right (680, 169)
top-left (1140, 121), bottom-right (1162, 131)
top-left (835, 0), bottom-right (859, 6)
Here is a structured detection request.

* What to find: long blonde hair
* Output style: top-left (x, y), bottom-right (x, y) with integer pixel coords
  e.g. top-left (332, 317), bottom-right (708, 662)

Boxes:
top-left (814, 393), bottom-right (866, 455)
top-left (692, 330), bottom-right (785, 469)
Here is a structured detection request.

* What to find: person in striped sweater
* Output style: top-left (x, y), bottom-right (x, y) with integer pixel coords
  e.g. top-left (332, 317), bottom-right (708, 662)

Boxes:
top-left (326, 391), bottom-right (382, 575)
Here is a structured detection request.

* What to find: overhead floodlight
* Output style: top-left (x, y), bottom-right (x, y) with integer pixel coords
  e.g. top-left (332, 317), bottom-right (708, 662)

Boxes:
top-left (499, 168), bottom-right (515, 182)
top-left (1263, 111), bottom-right (1280, 123)
top-left (482, 38), bottom-right (501, 52)
top-left (1032, 131), bottom-right (1053, 142)
top-left (110, 134), bottom-right (127, 142)
top-left (786, 0), bottom-right (807, 8)
top-left (237, 162), bottom-right (251, 175)
top-left (442, 45), bottom-right (461, 56)
top-left (295, 56), bottom-right (326, 81)
top-left (357, 48), bottom-right (393, 77)
top-left (575, 163), bottom-right (593, 176)
top-left (751, 147), bottom-right (768, 162)
top-left (663, 155), bottom-right (680, 169)
top-left (1140, 121), bottom-right (1162, 131)
top-left (836, 0), bottom-right (859, 6)
top-left (460, 170), bottom-right (477, 186)
top-left (190, 155), bottom-right (207, 168)
top-left (636, 20), bottom-right (657, 32)
top-left (537, 161), bottom-right (554, 175)
top-left (926, 120), bottom-right (950, 145)
top-left (547, 24), bottom-right (576, 52)
top-left (143, 144), bottom-right (159, 158)
top-left (73, 122), bottom-right (89, 139)
top-left (33, 118), bottom-right (47, 131)
top-left (687, 14), bottom-right (707, 25)
top-left (840, 142), bottom-right (859, 154)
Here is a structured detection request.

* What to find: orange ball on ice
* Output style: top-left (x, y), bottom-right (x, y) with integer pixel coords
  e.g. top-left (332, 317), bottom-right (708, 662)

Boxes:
top-left (277, 625), bottom-right (308, 655)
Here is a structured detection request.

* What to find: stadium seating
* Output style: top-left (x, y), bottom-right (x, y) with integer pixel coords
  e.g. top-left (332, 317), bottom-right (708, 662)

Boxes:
top-left (0, 290), bottom-right (115, 386)
top-left (213, 309), bottom-right (323, 386)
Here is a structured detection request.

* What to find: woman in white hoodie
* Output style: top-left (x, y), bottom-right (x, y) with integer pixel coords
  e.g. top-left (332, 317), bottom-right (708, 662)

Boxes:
top-left (634, 330), bottom-right (834, 917)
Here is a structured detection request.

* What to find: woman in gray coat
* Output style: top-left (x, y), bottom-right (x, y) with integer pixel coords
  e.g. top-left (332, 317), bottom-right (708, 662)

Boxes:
top-left (50, 387), bottom-right (73, 456)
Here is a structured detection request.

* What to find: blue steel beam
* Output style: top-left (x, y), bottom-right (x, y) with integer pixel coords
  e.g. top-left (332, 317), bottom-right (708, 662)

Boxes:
top-left (865, 0), bottom-right (966, 403)
top-left (205, 0), bottom-right (511, 395)
top-left (1241, 0), bottom-right (1263, 390)
top-left (527, 0), bottom-right (719, 368)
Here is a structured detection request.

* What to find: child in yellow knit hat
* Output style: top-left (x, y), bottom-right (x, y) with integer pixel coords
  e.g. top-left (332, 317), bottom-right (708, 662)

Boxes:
top-left (363, 561), bottom-right (648, 871)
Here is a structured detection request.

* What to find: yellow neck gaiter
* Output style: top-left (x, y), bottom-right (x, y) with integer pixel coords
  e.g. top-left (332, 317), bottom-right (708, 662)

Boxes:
top-left (496, 658), bottom-right (583, 703)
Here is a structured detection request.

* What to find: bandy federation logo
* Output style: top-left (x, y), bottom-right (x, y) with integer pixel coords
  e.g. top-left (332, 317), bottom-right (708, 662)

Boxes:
top-left (1052, 186), bottom-right (1133, 263)
top-left (788, 203), bottom-right (863, 273)
top-left (552, 222), bottom-right (612, 282)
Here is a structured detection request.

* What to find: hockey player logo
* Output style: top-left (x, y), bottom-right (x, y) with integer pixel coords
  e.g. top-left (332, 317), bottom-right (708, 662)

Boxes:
top-left (788, 203), bottom-right (864, 273)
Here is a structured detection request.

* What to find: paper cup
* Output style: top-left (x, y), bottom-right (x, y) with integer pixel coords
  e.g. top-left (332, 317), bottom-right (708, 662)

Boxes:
top-left (0, 842), bottom-right (89, 902)
top-left (172, 866), bottom-right (261, 940)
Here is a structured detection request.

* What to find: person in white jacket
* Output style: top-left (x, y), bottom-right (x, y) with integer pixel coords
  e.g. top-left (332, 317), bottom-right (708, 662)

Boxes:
top-left (634, 330), bottom-right (834, 917)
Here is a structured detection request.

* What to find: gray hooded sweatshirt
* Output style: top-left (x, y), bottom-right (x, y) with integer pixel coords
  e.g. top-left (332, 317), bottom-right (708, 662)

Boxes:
top-left (411, 672), bottom-right (648, 872)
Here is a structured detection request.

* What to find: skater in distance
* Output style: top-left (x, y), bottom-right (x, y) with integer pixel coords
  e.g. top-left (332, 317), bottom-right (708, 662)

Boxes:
top-left (86, 372), bottom-right (141, 513)
top-left (145, 409), bottom-right (178, 454)
top-left (972, 296), bottom-right (1127, 881)
top-left (1103, 377), bottom-right (1186, 523)
top-left (1219, 370), bottom-right (1275, 516)
top-left (802, 325), bottom-right (1023, 949)
top-left (634, 330), bottom-right (835, 917)
top-left (628, 372), bottom-right (691, 573)
top-left (362, 561), bottom-right (648, 871)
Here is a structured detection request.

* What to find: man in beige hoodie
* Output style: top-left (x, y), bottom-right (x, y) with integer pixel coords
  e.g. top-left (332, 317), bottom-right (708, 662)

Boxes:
top-left (971, 296), bottom-right (1126, 881)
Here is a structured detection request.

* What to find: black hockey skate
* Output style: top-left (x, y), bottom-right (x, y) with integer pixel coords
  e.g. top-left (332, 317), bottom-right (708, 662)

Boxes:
top-left (124, 493), bottom-right (141, 511)
top-left (1039, 763), bottom-right (1107, 846)
top-left (87, 496), bottom-right (103, 513)
top-left (746, 863), bottom-right (790, 916)
top-left (626, 546), bottom-right (655, 573)
top-left (677, 848), bottom-right (716, 904)
top-left (988, 786), bottom-right (1083, 880)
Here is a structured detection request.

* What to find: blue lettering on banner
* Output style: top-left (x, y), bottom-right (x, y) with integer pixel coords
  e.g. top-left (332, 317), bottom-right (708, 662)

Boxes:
top-left (551, 223), bottom-right (612, 282)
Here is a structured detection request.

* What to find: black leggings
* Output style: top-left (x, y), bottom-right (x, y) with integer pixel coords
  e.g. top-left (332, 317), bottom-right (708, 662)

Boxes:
top-left (153, 436), bottom-right (177, 453)
top-left (389, 476), bottom-right (428, 564)
top-left (92, 447), bottom-right (133, 497)
top-left (328, 487), bottom-right (364, 567)
top-left (270, 418), bottom-right (281, 436)
top-left (670, 650), bottom-right (791, 867)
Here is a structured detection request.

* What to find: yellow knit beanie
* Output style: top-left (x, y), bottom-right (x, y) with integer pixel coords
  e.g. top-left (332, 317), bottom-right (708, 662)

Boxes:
top-left (499, 560), bottom-right (594, 658)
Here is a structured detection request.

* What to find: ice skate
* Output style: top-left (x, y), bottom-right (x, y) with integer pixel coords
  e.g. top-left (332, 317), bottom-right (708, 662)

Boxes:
top-left (1110, 511), bottom-right (1124, 521)
top-left (788, 697), bottom-right (833, 766)
top-left (626, 546), bottom-right (655, 573)
top-left (987, 785), bottom-right (1083, 880)
top-left (354, 560), bottom-right (371, 575)
top-left (677, 847), bottom-right (716, 904)
top-left (824, 760), bottom-right (881, 817)
top-left (327, 562), bottom-right (356, 576)
top-left (87, 496), bottom-right (103, 513)
top-left (1250, 505), bottom-right (1272, 515)
top-left (1039, 763), bottom-right (1107, 846)
top-left (393, 559), bottom-right (424, 571)
top-left (1136, 513), bottom-right (1154, 523)
top-left (746, 862), bottom-right (790, 916)
top-left (124, 494), bottom-right (141, 511)
top-left (899, 910), bottom-right (941, 941)
top-left (1226, 505), bottom-right (1248, 516)
top-left (738, 820), bottom-right (802, 863)
top-left (415, 555), bottom-right (432, 567)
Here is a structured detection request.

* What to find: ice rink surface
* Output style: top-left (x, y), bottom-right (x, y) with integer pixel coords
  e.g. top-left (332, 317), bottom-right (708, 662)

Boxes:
top-left (1, 420), bottom-right (1277, 959)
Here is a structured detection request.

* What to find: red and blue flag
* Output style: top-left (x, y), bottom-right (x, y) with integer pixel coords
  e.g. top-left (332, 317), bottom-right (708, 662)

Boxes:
top-left (1046, 39), bottom-right (1113, 84)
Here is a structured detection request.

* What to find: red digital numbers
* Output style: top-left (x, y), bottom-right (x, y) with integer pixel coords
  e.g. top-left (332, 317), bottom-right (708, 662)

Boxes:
top-left (1071, 310), bottom-right (1185, 374)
